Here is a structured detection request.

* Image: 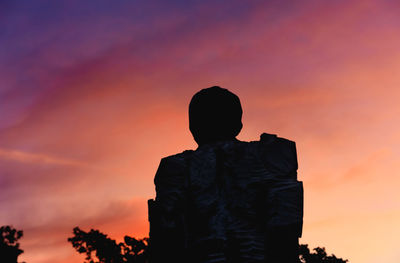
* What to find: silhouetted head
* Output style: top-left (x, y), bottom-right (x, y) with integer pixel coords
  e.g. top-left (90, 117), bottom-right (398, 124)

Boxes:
top-left (189, 86), bottom-right (243, 146)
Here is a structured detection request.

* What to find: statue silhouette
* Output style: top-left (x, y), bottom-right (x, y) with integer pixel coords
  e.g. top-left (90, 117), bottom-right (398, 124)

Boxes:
top-left (148, 86), bottom-right (303, 263)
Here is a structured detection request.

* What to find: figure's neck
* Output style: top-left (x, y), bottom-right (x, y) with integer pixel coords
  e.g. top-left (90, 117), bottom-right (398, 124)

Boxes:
top-left (197, 137), bottom-right (239, 147)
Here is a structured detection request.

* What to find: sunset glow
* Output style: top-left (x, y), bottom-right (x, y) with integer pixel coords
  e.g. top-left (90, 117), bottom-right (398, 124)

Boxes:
top-left (1, 1), bottom-right (400, 262)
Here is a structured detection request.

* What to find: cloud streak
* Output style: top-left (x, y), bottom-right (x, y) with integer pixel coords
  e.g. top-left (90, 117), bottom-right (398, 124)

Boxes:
top-left (0, 148), bottom-right (87, 167)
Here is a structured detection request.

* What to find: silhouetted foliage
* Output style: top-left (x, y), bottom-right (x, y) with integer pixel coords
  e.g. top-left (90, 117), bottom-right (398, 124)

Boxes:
top-left (0, 225), bottom-right (24, 263)
top-left (69, 227), bottom-right (348, 263)
top-left (68, 227), bottom-right (148, 263)
top-left (299, 244), bottom-right (348, 263)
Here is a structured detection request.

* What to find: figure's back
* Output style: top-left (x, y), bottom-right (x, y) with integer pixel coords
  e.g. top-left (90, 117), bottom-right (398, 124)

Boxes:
top-left (149, 133), bottom-right (303, 263)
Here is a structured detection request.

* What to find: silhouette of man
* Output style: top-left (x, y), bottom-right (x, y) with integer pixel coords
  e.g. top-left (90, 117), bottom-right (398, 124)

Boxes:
top-left (149, 86), bottom-right (303, 263)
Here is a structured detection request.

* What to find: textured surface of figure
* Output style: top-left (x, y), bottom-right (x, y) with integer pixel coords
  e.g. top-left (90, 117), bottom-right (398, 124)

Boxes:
top-left (149, 133), bottom-right (303, 262)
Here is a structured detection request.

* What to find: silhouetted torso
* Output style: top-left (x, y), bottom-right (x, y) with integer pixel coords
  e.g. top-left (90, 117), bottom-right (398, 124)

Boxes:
top-left (149, 133), bottom-right (303, 263)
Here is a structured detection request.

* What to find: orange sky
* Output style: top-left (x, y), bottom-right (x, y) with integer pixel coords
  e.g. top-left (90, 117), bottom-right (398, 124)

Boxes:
top-left (1, 1), bottom-right (400, 262)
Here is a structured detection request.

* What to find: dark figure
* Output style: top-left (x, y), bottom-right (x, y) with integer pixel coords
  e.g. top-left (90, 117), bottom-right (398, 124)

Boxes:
top-left (148, 86), bottom-right (303, 262)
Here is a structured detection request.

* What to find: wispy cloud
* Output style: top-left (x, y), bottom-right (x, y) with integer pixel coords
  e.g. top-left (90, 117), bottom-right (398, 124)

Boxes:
top-left (0, 148), bottom-right (87, 167)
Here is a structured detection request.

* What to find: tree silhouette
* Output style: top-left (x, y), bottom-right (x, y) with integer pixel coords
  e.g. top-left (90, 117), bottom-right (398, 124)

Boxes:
top-left (0, 225), bottom-right (24, 263)
top-left (299, 244), bottom-right (348, 263)
top-left (69, 227), bottom-right (348, 263)
top-left (68, 227), bottom-right (148, 263)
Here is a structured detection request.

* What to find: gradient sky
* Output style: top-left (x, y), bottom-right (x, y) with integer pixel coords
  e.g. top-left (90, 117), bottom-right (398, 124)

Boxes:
top-left (1, 1), bottom-right (400, 262)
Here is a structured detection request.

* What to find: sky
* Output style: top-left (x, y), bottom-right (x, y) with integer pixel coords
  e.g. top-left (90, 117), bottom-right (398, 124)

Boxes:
top-left (1, 0), bottom-right (400, 262)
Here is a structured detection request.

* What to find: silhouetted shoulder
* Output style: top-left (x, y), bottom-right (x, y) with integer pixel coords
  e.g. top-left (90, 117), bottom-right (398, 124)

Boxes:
top-left (154, 150), bottom-right (193, 185)
top-left (255, 133), bottom-right (298, 179)
top-left (154, 150), bottom-right (193, 209)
